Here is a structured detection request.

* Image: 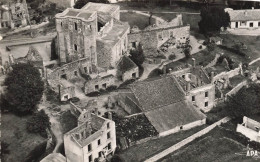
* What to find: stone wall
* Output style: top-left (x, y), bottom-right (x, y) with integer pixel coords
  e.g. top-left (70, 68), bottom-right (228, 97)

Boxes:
top-left (56, 13), bottom-right (97, 65)
top-left (122, 67), bottom-right (139, 82)
top-left (213, 66), bottom-right (241, 83)
top-left (159, 119), bottom-right (206, 137)
top-left (225, 80), bottom-right (247, 99)
top-left (84, 74), bottom-right (115, 94)
top-left (47, 58), bottom-right (91, 88)
top-left (188, 84), bottom-right (215, 112)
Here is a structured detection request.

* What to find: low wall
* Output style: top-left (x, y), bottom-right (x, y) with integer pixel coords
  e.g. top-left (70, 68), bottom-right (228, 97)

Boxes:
top-left (225, 80), bottom-right (247, 99)
top-left (204, 53), bottom-right (221, 68)
top-left (129, 136), bottom-right (159, 147)
top-left (213, 67), bottom-right (241, 82)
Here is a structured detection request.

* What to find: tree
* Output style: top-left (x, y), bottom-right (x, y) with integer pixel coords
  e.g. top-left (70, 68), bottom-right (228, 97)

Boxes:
top-left (4, 63), bottom-right (44, 114)
top-left (74, 0), bottom-right (108, 9)
top-left (26, 110), bottom-right (50, 137)
top-left (183, 47), bottom-right (191, 58)
top-left (129, 44), bottom-right (145, 67)
top-left (225, 84), bottom-right (260, 118)
top-left (198, 7), bottom-right (230, 34)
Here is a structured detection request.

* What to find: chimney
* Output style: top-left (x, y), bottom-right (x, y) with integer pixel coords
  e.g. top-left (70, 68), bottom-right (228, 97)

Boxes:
top-left (186, 81), bottom-right (191, 91)
top-left (192, 58), bottom-right (196, 67)
top-left (211, 71), bottom-right (214, 82)
top-left (108, 112), bottom-right (112, 120)
top-left (252, 7), bottom-right (254, 10)
top-left (244, 11), bottom-right (248, 16)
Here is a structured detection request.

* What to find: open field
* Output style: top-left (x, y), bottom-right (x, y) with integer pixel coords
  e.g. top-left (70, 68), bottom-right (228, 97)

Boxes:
top-left (2, 113), bottom-right (47, 162)
top-left (161, 126), bottom-right (255, 162)
top-left (220, 35), bottom-right (260, 61)
top-left (161, 136), bottom-right (248, 162)
top-left (120, 12), bottom-right (156, 30)
top-left (119, 125), bottom-right (207, 162)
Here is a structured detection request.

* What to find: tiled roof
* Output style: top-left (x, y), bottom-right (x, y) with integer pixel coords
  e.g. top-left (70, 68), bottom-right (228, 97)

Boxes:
top-left (144, 100), bottom-right (206, 133)
top-left (130, 76), bottom-right (185, 112)
top-left (227, 9), bottom-right (260, 21)
top-left (117, 56), bottom-right (137, 73)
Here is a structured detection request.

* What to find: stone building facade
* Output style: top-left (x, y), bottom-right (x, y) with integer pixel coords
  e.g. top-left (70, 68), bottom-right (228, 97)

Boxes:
top-left (171, 63), bottom-right (215, 112)
top-left (128, 14), bottom-right (190, 57)
top-left (15, 46), bottom-right (45, 77)
top-left (237, 116), bottom-right (260, 143)
top-left (49, 3), bottom-right (133, 94)
top-left (0, 0), bottom-right (29, 29)
top-left (64, 110), bottom-right (116, 162)
top-left (226, 8), bottom-right (260, 29)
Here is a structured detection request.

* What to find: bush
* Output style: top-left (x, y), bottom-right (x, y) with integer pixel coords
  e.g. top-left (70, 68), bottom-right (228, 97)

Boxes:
top-left (86, 91), bottom-right (100, 97)
top-left (106, 85), bottom-right (118, 92)
top-left (60, 111), bottom-right (77, 134)
top-left (218, 45), bottom-right (247, 57)
top-left (46, 86), bottom-right (59, 104)
top-left (26, 110), bottom-right (50, 137)
top-left (168, 54), bottom-right (176, 60)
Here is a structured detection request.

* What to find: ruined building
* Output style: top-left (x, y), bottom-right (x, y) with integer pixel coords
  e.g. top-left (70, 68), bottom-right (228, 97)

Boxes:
top-left (64, 109), bottom-right (116, 162)
top-left (0, 0), bottom-right (29, 29)
top-left (128, 14), bottom-right (190, 58)
top-left (48, 3), bottom-right (138, 94)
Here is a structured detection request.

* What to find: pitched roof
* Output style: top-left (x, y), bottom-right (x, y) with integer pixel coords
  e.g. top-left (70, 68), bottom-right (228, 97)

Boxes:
top-left (227, 9), bottom-right (260, 21)
top-left (117, 56), bottom-right (137, 73)
top-left (130, 76), bottom-right (185, 112)
top-left (144, 100), bottom-right (206, 133)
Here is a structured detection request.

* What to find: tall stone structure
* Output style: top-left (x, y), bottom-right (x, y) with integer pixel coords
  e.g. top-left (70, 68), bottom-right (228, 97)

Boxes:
top-left (56, 9), bottom-right (98, 73)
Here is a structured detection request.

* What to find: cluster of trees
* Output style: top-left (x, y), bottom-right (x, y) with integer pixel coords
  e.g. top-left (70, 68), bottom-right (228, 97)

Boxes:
top-left (26, 110), bottom-right (51, 137)
top-left (3, 63), bottom-right (44, 114)
top-left (2, 63), bottom-right (50, 137)
top-left (198, 7), bottom-right (230, 34)
top-left (225, 83), bottom-right (260, 118)
top-left (74, 0), bottom-right (109, 9)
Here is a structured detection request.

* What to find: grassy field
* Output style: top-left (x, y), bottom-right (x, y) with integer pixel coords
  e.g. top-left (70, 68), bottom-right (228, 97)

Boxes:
top-left (161, 126), bottom-right (254, 162)
top-left (2, 113), bottom-right (47, 162)
top-left (120, 12), bottom-right (156, 30)
top-left (220, 35), bottom-right (260, 61)
top-left (119, 125), bottom-right (207, 162)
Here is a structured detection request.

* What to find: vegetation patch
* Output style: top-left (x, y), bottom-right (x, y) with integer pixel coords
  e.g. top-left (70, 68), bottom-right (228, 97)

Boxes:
top-left (1, 113), bottom-right (47, 162)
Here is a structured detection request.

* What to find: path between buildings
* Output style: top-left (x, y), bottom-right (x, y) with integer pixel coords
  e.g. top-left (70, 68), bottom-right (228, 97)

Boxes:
top-left (144, 117), bottom-right (231, 162)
